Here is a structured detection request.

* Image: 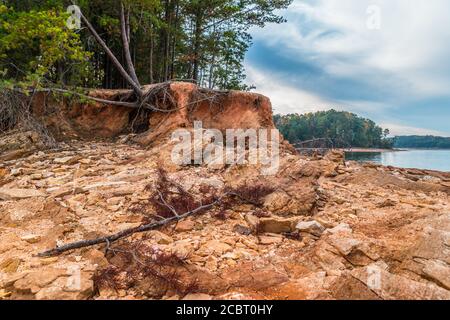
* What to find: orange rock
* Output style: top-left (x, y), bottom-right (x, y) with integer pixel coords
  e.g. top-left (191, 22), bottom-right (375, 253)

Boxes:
top-left (175, 219), bottom-right (196, 232)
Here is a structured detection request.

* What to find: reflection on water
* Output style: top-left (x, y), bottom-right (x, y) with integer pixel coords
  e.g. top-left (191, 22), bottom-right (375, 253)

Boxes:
top-left (345, 149), bottom-right (450, 172)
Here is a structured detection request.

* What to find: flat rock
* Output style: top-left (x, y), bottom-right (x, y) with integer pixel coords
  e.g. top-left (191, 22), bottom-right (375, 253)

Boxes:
top-left (258, 235), bottom-right (283, 245)
top-left (0, 188), bottom-right (46, 200)
top-left (20, 234), bottom-right (41, 244)
top-left (259, 217), bottom-right (298, 234)
top-left (244, 214), bottom-right (259, 230)
top-left (328, 236), bottom-right (361, 256)
top-left (324, 223), bottom-right (353, 235)
top-left (422, 259), bottom-right (450, 290)
top-left (53, 156), bottom-right (74, 164)
top-left (196, 240), bottom-right (232, 257)
top-left (175, 219), bottom-right (196, 232)
top-left (351, 265), bottom-right (450, 300)
top-left (296, 221), bottom-right (326, 237)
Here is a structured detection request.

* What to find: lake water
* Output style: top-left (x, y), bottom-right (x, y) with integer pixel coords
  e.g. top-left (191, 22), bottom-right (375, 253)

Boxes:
top-left (345, 149), bottom-right (450, 172)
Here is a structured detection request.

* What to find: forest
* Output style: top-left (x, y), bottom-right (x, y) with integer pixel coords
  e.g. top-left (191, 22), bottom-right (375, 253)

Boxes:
top-left (0, 0), bottom-right (292, 91)
top-left (274, 110), bottom-right (394, 149)
top-left (393, 135), bottom-right (450, 149)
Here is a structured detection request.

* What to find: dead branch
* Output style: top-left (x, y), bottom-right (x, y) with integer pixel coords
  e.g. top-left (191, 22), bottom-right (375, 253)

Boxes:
top-left (0, 89), bottom-right (56, 146)
top-left (37, 195), bottom-right (226, 258)
top-left (37, 167), bottom-right (275, 258)
top-left (10, 87), bottom-right (138, 108)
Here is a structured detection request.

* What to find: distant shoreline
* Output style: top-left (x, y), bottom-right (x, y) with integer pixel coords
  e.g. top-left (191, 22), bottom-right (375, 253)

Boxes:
top-left (342, 148), bottom-right (403, 153)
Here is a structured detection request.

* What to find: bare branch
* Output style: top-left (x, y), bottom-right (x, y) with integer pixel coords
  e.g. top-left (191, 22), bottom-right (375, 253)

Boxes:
top-left (10, 88), bottom-right (140, 108)
top-left (37, 195), bottom-right (226, 257)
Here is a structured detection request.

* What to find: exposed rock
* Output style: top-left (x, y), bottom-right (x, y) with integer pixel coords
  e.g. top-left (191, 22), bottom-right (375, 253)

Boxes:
top-left (175, 219), bottom-right (196, 232)
top-left (263, 191), bottom-right (290, 213)
top-left (351, 265), bottom-right (450, 300)
top-left (324, 223), bottom-right (353, 235)
top-left (196, 240), bottom-right (232, 257)
top-left (233, 224), bottom-right (252, 236)
top-left (0, 289), bottom-right (11, 299)
top-left (328, 236), bottom-right (361, 256)
top-left (0, 258), bottom-right (22, 274)
top-left (296, 221), bottom-right (326, 237)
top-left (20, 234), bottom-right (41, 244)
top-left (169, 240), bottom-right (197, 258)
top-left (182, 293), bottom-right (213, 300)
top-left (377, 198), bottom-right (397, 208)
top-left (0, 131), bottom-right (44, 160)
top-left (258, 234), bottom-right (284, 245)
top-left (0, 188), bottom-right (46, 200)
top-left (13, 268), bottom-right (66, 293)
top-left (147, 231), bottom-right (173, 245)
top-left (258, 217), bottom-right (298, 234)
top-left (244, 214), bottom-right (260, 230)
top-left (1, 86), bottom-right (450, 300)
top-left (422, 260), bottom-right (450, 290)
top-left (324, 150), bottom-right (345, 164)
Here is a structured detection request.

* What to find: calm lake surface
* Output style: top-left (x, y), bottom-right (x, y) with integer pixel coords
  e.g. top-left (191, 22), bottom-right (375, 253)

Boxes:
top-left (345, 149), bottom-right (450, 172)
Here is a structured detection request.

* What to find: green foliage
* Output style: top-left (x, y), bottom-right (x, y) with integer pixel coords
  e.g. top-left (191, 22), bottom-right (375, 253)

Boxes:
top-left (0, 3), bottom-right (98, 88)
top-left (393, 136), bottom-right (450, 149)
top-left (274, 110), bottom-right (393, 149)
top-left (1, 0), bottom-right (292, 90)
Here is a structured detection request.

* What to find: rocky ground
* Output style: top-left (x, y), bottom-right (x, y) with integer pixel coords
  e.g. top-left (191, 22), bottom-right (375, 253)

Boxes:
top-left (1, 133), bottom-right (449, 300)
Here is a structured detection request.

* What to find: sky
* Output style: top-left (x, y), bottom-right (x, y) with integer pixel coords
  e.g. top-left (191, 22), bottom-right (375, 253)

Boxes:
top-left (244, 0), bottom-right (450, 136)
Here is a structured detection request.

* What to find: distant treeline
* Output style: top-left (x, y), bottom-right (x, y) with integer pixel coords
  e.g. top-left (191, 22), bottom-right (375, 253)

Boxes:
top-left (274, 110), bottom-right (393, 149)
top-left (393, 136), bottom-right (450, 149)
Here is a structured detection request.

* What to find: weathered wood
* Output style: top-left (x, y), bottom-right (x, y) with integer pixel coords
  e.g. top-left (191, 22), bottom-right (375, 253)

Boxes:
top-left (37, 196), bottom-right (226, 257)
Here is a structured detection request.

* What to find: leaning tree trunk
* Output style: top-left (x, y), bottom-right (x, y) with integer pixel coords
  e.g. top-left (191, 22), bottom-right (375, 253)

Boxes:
top-left (76, 4), bottom-right (143, 97)
top-left (120, 2), bottom-right (141, 87)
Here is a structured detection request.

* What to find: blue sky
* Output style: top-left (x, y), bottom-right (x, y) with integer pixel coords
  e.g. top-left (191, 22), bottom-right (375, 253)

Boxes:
top-left (244, 0), bottom-right (450, 136)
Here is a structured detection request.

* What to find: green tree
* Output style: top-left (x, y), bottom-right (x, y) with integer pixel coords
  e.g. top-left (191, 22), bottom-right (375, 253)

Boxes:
top-left (0, 3), bottom-right (96, 88)
top-left (1, 0), bottom-right (292, 91)
top-left (274, 110), bottom-right (393, 149)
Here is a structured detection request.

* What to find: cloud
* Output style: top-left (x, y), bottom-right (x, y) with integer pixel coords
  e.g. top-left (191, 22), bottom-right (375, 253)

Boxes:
top-left (244, 0), bottom-right (450, 135)
top-left (245, 65), bottom-right (336, 114)
top-left (379, 123), bottom-right (450, 137)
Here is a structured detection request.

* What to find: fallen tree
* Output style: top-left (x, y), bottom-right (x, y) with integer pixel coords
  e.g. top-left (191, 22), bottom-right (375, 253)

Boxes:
top-left (37, 196), bottom-right (225, 258)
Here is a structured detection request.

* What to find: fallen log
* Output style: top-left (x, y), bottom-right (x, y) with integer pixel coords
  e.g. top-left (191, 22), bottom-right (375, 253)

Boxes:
top-left (37, 195), bottom-right (226, 258)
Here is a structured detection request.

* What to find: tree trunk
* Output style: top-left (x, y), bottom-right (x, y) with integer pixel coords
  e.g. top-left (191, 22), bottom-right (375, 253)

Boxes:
top-left (149, 28), bottom-right (154, 84)
top-left (120, 2), bottom-right (141, 87)
top-left (170, 1), bottom-right (180, 80)
top-left (78, 7), bottom-right (142, 96)
top-left (192, 9), bottom-right (203, 82)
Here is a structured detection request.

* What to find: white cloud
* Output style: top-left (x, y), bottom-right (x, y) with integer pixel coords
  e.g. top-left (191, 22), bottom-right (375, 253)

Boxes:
top-left (245, 0), bottom-right (450, 136)
top-left (245, 65), bottom-right (336, 114)
top-left (251, 0), bottom-right (450, 97)
top-left (246, 63), bottom-right (450, 137)
top-left (379, 123), bottom-right (449, 137)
